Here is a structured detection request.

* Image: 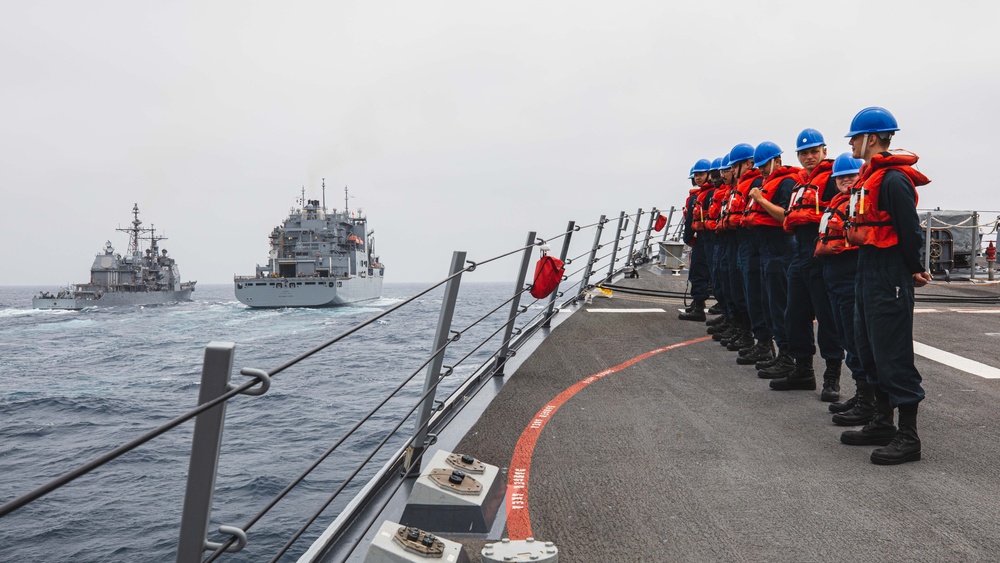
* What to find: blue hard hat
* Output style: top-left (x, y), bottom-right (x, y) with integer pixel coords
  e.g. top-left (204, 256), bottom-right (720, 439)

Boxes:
top-left (688, 165), bottom-right (695, 179)
top-left (845, 106), bottom-right (899, 137)
top-left (692, 158), bottom-right (712, 173)
top-left (729, 143), bottom-right (755, 164)
top-left (753, 141), bottom-right (783, 168)
top-left (795, 128), bottom-right (825, 151)
top-left (831, 152), bottom-right (864, 177)
top-left (710, 157), bottom-right (722, 171)
top-left (720, 153), bottom-right (731, 170)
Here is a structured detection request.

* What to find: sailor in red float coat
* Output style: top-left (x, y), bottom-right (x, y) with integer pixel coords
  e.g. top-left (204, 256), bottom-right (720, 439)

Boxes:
top-left (815, 191), bottom-right (857, 256)
top-left (745, 165), bottom-right (801, 228)
top-left (840, 106), bottom-right (929, 466)
top-left (729, 163), bottom-right (769, 355)
top-left (816, 153), bottom-right (870, 425)
top-left (767, 130), bottom-right (845, 396)
top-left (784, 160), bottom-right (835, 234)
top-left (681, 163), bottom-right (713, 320)
top-left (714, 157), bottom-right (749, 337)
top-left (744, 150), bottom-right (796, 375)
top-left (846, 150), bottom-right (930, 250)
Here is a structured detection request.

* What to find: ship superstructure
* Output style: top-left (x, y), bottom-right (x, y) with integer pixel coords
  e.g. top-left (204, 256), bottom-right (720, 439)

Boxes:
top-left (32, 204), bottom-right (196, 310)
top-left (234, 183), bottom-right (384, 308)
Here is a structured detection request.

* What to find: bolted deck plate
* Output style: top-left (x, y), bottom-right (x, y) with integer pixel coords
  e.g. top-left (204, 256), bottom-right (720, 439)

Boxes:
top-left (392, 526), bottom-right (445, 558)
top-left (428, 469), bottom-right (483, 495)
top-left (445, 453), bottom-right (486, 474)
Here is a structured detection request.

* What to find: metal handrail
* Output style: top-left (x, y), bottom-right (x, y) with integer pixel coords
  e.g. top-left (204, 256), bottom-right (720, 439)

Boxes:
top-left (0, 206), bottom-right (674, 563)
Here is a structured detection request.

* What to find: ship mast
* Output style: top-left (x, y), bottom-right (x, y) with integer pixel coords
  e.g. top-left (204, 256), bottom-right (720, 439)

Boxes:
top-left (118, 203), bottom-right (158, 256)
top-left (344, 185), bottom-right (349, 214)
top-left (322, 178), bottom-right (326, 210)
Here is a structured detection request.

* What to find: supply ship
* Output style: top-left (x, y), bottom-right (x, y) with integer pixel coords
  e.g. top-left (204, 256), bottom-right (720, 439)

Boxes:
top-left (234, 184), bottom-right (384, 308)
top-left (32, 204), bottom-right (196, 310)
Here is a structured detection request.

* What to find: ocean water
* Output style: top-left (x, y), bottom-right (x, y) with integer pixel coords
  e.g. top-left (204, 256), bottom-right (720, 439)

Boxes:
top-left (0, 282), bottom-right (521, 562)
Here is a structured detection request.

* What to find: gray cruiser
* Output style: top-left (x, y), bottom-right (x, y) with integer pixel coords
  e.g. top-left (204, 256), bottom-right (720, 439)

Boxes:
top-left (234, 185), bottom-right (384, 308)
top-left (33, 204), bottom-right (196, 310)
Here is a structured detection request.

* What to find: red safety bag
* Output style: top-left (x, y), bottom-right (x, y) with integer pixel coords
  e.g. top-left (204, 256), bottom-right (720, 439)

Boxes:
top-left (654, 214), bottom-right (667, 232)
top-left (530, 255), bottom-right (565, 299)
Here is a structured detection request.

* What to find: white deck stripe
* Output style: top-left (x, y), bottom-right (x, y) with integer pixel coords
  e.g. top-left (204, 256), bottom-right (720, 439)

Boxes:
top-left (913, 341), bottom-right (1000, 379)
top-left (587, 308), bottom-right (665, 313)
top-left (915, 308), bottom-right (1000, 314)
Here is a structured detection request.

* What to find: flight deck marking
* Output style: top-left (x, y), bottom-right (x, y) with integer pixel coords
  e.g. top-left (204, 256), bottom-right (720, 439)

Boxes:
top-left (915, 308), bottom-right (1000, 314)
top-left (506, 335), bottom-right (712, 540)
top-left (913, 341), bottom-right (1000, 379)
top-left (586, 308), bottom-right (665, 313)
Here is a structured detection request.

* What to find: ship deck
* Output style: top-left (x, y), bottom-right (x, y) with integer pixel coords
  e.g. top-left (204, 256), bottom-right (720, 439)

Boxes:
top-left (438, 270), bottom-right (1000, 562)
top-left (330, 268), bottom-right (1000, 562)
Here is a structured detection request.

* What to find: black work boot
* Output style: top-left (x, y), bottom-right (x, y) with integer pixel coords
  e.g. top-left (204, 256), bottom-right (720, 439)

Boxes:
top-left (820, 359), bottom-right (842, 402)
top-left (755, 345), bottom-right (786, 370)
top-left (706, 313), bottom-right (728, 327)
top-left (707, 302), bottom-right (724, 315)
top-left (715, 321), bottom-right (739, 342)
top-left (840, 389), bottom-right (896, 446)
top-left (758, 349), bottom-right (794, 379)
top-left (679, 300), bottom-right (707, 322)
top-left (737, 338), bottom-right (774, 365)
top-left (727, 330), bottom-right (754, 352)
top-left (770, 356), bottom-right (817, 390)
top-left (871, 403), bottom-right (921, 465)
top-left (829, 378), bottom-right (860, 413)
top-left (726, 315), bottom-right (753, 351)
top-left (707, 317), bottom-right (730, 334)
top-left (832, 380), bottom-right (875, 426)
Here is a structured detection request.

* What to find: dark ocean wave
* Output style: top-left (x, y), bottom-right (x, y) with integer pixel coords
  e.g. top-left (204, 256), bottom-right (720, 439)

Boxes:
top-left (0, 282), bottom-right (513, 562)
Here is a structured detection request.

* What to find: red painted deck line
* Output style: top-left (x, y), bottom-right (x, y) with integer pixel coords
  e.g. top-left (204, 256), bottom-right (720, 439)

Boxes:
top-left (505, 335), bottom-right (713, 540)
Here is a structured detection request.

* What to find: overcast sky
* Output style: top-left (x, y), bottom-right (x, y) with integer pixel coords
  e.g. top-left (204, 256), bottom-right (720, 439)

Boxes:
top-left (3, 1), bottom-right (998, 287)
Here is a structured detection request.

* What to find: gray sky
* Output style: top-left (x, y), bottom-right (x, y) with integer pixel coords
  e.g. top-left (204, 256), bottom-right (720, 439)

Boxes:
top-left (3, 1), bottom-right (998, 286)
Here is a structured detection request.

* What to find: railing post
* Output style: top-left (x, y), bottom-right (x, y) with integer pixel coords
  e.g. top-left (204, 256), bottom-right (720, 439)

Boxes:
top-left (176, 342), bottom-right (236, 563)
top-left (625, 208), bottom-right (642, 268)
top-left (924, 211), bottom-right (933, 274)
top-left (971, 212), bottom-right (979, 279)
top-left (641, 207), bottom-right (657, 263)
top-left (579, 215), bottom-right (606, 298)
top-left (661, 206), bottom-right (676, 241)
top-left (495, 232), bottom-right (536, 377)
top-left (543, 221), bottom-right (574, 328)
top-left (605, 211), bottom-right (626, 282)
top-left (406, 251), bottom-right (467, 474)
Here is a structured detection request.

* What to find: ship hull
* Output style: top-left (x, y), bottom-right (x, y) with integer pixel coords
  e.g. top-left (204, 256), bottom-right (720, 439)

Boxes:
top-left (32, 289), bottom-right (195, 310)
top-left (234, 275), bottom-right (383, 308)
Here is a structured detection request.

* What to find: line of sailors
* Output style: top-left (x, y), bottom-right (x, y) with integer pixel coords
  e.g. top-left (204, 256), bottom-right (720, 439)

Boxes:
top-left (679, 106), bottom-right (930, 466)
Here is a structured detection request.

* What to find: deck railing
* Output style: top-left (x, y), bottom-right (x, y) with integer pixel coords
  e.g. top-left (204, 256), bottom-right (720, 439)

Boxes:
top-left (0, 206), bottom-right (679, 562)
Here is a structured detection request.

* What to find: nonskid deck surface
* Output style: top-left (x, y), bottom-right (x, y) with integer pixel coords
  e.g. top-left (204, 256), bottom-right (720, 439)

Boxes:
top-left (452, 271), bottom-right (1000, 561)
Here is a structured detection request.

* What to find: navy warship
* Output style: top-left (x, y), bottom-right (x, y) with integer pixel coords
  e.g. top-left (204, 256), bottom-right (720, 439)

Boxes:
top-left (32, 204), bottom-right (196, 310)
top-left (234, 183), bottom-right (384, 308)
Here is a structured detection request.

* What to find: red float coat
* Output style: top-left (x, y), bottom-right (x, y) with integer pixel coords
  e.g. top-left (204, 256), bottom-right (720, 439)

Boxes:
top-left (846, 151), bottom-right (930, 248)
top-left (814, 192), bottom-right (858, 257)
top-left (706, 184), bottom-right (730, 231)
top-left (784, 160), bottom-right (835, 233)
top-left (744, 165), bottom-right (801, 228)
top-left (726, 168), bottom-right (761, 229)
top-left (690, 182), bottom-right (714, 231)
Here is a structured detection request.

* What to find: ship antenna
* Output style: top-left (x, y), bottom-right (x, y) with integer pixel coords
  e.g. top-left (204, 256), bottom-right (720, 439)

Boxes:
top-left (344, 185), bottom-right (349, 213)
top-left (301, 185), bottom-right (306, 209)
top-left (130, 203), bottom-right (141, 255)
top-left (322, 177), bottom-right (326, 210)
